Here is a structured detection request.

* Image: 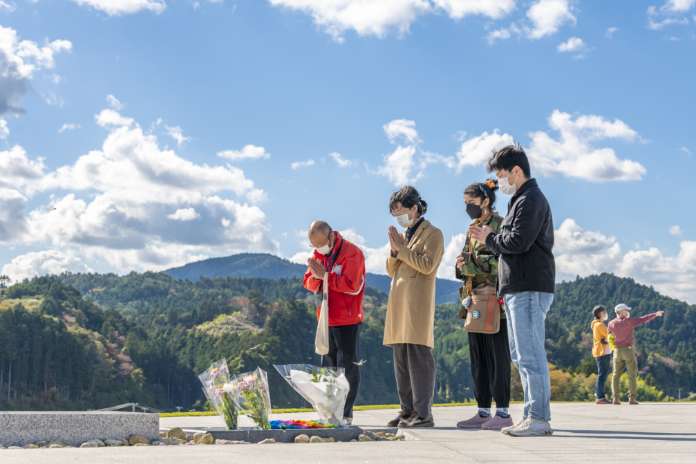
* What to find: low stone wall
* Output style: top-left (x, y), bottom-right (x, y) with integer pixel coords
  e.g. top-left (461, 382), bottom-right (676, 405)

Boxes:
top-left (0, 412), bottom-right (159, 447)
top-left (182, 426), bottom-right (400, 443)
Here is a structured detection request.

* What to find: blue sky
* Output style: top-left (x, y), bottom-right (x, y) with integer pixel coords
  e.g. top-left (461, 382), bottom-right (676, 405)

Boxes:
top-left (1, 0), bottom-right (695, 301)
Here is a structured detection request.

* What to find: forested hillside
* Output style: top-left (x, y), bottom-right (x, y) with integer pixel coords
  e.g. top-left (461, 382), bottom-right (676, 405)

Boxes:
top-left (0, 270), bottom-right (692, 411)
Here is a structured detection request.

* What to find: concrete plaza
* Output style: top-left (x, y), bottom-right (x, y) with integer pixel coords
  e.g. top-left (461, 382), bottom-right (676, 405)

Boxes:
top-left (1, 403), bottom-right (694, 463)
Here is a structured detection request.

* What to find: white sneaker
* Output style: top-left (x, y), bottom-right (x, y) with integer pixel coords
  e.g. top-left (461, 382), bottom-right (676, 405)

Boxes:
top-left (505, 418), bottom-right (553, 437)
top-left (501, 417), bottom-right (529, 435)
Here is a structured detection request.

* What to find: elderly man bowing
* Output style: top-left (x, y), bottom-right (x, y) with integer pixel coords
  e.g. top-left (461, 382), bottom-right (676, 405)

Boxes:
top-left (303, 221), bottom-right (366, 425)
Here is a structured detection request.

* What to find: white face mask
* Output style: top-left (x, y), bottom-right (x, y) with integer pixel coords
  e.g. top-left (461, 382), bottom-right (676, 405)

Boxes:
top-left (498, 175), bottom-right (517, 195)
top-left (396, 213), bottom-right (412, 228)
top-left (315, 243), bottom-right (331, 255)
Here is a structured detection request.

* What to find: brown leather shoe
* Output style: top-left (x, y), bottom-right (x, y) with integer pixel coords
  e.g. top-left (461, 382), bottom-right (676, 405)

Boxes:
top-left (629, 399), bottom-right (640, 405)
top-left (596, 398), bottom-right (611, 405)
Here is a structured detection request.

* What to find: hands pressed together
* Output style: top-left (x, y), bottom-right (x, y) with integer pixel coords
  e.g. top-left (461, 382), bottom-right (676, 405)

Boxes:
top-left (307, 258), bottom-right (326, 279)
top-left (388, 226), bottom-right (407, 256)
top-left (468, 224), bottom-right (494, 243)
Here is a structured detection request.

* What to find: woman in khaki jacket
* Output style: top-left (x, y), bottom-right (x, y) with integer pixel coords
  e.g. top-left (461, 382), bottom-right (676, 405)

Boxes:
top-left (384, 186), bottom-right (444, 428)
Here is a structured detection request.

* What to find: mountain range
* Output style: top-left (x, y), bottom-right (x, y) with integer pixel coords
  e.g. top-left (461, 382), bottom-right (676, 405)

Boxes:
top-left (164, 253), bottom-right (463, 305)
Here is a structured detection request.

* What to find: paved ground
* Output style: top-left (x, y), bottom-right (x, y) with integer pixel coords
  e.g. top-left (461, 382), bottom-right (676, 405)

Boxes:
top-left (1, 403), bottom-right (695, 463)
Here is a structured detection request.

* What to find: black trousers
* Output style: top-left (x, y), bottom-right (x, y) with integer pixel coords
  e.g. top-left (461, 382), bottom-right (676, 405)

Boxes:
top-left (321, 323), bottom-right (361, 419)
top-left (468, 322), bottom-right (511, 409)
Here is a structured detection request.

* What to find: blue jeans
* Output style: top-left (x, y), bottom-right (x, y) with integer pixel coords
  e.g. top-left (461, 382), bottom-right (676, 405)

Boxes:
top-left (504, 292), bottom-right (554, 422)
top-left (595, 354), bottom-right (612, 400)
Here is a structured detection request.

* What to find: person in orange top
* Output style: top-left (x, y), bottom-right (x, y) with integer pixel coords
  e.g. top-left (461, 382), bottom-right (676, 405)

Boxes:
top-left (303, 220), bottom-right (366, 424)
top-left (591, 305), bottom-right (612, 404)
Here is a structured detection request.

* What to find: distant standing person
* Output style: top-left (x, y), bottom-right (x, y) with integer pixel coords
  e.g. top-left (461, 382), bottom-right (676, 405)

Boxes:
top-left (591, 305), bottom-right (613, 405)
top-left (608, 304), bottom-right (665, 405)
top-left (454, 179), bottom-right (514, 431)
top-left (303, 220), bottom-right (366, 424)
top-left (470, 145), bottom-right (556, 437)
top-left (384, 186), bottom-right (444, 428)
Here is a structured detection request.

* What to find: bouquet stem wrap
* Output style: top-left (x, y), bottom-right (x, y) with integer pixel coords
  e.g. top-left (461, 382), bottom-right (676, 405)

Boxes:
top-left (223, 368), bottom-right (272, 430)
top-left (274, 364), bottom-right (350, 426)
top-left (198, 359), bottom-right (238, 430)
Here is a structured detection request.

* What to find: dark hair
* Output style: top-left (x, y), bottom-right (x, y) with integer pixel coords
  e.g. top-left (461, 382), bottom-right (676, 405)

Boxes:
top-left (487, 144), bottom-right (531, 178)
top-left (593, 305), bottom-right (607, 320)
top-left (389, 186), bottom-right (428, 216)
top-left (464, 179), bottom-right (499, 207)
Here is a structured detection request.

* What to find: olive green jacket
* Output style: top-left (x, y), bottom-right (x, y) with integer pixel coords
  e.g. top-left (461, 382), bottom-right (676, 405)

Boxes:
top-left (455, 213), bottom-right (502, 290)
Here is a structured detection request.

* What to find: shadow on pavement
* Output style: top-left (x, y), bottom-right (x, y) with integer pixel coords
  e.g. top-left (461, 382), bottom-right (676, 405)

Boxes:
top-left (554, 429), bottom-right (696, 442)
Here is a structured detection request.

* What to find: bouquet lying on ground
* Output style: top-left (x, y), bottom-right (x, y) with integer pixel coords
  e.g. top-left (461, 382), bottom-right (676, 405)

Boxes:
top-left (274, 364), bottom-right (350, 426)
top-left (224, 368), bottom-right (272, 430)
top-left (198, 359), bottom-right (238, 430)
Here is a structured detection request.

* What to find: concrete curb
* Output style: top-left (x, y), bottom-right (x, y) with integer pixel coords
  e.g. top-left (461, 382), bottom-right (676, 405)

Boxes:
top-left (0, 412), bottom-right (159, 447)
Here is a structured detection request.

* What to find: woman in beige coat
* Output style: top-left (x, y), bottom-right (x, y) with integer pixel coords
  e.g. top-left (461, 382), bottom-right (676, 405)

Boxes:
top-left (384, 186), bottom-right (444, 428)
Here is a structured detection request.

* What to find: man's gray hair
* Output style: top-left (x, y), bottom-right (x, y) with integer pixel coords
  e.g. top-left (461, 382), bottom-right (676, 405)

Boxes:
top-left (309, 220), bottom-right (332, 236)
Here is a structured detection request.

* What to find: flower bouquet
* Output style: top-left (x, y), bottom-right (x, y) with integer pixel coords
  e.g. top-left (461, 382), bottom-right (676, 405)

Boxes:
top-left (223, 368), bottom-right (272, 430)
top-left (274, 364), bottom-right (350, 426)
top-left (198, 359), bottom-right (238, 430)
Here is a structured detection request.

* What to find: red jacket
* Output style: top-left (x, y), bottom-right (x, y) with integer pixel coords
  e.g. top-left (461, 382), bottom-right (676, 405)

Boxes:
top-left (608, 313), bottom-right (659, 348)
top-left (303, 232), bottom-right (366, 327)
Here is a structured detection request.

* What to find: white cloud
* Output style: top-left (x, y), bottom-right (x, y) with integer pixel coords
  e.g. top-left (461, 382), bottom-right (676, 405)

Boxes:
top-left (0, 117), bottom-right (8, 139)
top-left (617, 241), bottom-right (696, 304)
top-left (557, 36), bottom-right (585, 53)
top-left (453, 130), bottom-right (514, 172)
top-left (291, 159), bottom-right (316, 170)
top-left (95, 108), bottom-right (134, 128)
top-left (490, 0), bottom-right (574, 42)
top-left (1, 250), bottom-right (92, 283)
top-left (551, 218), bottom-right (696, 303)
top-left (329, 151), bottom-right (352, 168)
top-left (378, 145), bottom-right (419, 186)
top-left (218, 144), bottom-right (270, 161)
top-left (268, 0), bottom-right (432, 41)
top-left (0, 187), bottom-right (28, 242)
top-left (660, 0), bottom-right (696, 13)
top-left (58, 122), bottom-right (81, 134)
top-left (681, 146), bottom-right (693, 157)
top-left (431, 0), bottom-right (516, 20)
top-left (606, 26), bottom-right (619, 38)
top-left (165, 125), bottom-right (190, 146)
top-left (0, 145), bottom-right (46, 194)
top-left (168, 207), bottom-right (200, 221)
top-left (72, 0), bottom-right (166, 15)
top-left (647, 1), bottom-right (694, 30)
top-left (438, 232), bottom-right (467, 280)
top-left (554, 218), bottom-right (622, 280)
top-left (268, 0), bottom-right (518, 41)
top-left (527, 110), bottom-right (646, 182)
top-left (106, 94), bottom-right (123, 110)
top-left (0, 105), bottom-right (275, 274)
top-left (670, 225), bottom-right (683, 236)
top-left (381, 110), bottom-right (644, 184)
top-left (527, 0), bottom-right (575, 39)
top-left (377, 118), bottom-right (425, 186)
top-left (0, 1), bottom-right (15, 13)
top-left (384, 118), bottom-right (420, 145)
top-left (0, 26), bottom-right (72, 115)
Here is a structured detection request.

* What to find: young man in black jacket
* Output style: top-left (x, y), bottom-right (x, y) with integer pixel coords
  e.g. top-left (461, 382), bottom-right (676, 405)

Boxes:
top-left (470, 145), bottom-right (555, 437)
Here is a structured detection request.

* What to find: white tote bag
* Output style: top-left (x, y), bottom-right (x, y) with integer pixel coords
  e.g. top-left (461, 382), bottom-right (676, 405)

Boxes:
top-left (314, 272), bottom-right (330, 356)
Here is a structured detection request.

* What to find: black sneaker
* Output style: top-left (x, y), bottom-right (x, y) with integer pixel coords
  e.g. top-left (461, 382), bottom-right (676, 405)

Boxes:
top-left (387, 412), bottom-right (414, 427)
top-left (400, 416), bottom-right (434, 428)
